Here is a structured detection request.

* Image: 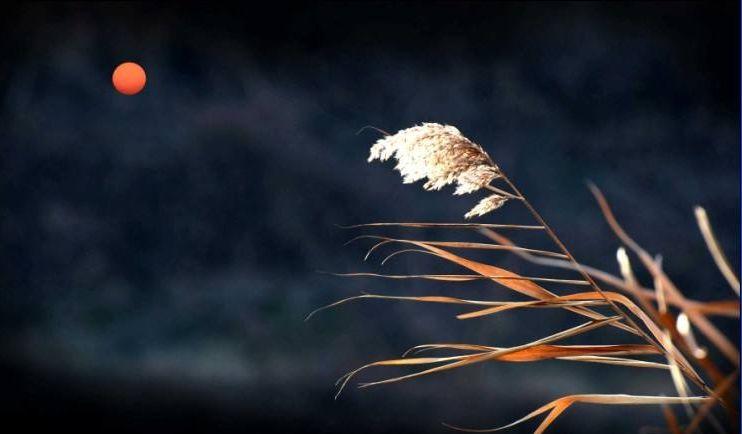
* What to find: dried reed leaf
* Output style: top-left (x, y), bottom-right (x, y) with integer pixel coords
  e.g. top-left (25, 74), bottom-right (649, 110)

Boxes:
top-left (406, 344), bottom-right (660, 360)
top-left (399, 344), bottom-right (667, 372)
top-left (374, 246), bottom-right (555, 268)
top-left (329, 272), bottom-right (590, 285)
top-left (328, 272), bottom-right (484, 281)
top-left (348, 235), bottom-right (566, 259)
top-left (339, 222), bottom-right (544, 230)
top-left (404, 343), bottom-right (498, 355)
top-left (695, 206), bottom-right (740, 296)
top-left (560, 355), bottom-right (670, 370)
top-left (686, 301), bottom-right (739, 318)
top-left (418, 240), bottom-right (566, 258)
top-left (306, 292), bottom-right (608, 322)
top-left (445, 395), bottom-right (711, 434)
top-left (481, 344), bottom-right (661, 361)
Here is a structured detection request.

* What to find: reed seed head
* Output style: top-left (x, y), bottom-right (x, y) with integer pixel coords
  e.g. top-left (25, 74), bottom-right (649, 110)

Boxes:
top-left (368, 123), bottom-right (506, 218)
top-left (464, 194), bottom-right (508, 219)
top-left (368, 123), bottom-right (500, 195)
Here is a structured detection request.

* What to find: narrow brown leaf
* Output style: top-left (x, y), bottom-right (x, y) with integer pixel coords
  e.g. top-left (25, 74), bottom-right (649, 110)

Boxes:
top-left (695, 207), bottom-right (740, 296)
top-left (445, 394), bottom-right (711, 433)
top-left (338, 222), bottom-right (544, 230)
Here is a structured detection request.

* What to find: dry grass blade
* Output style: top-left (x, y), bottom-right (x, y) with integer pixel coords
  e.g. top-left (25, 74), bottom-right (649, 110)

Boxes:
top-left (452, 299), bottom-right (604, 318)
top-left (686, 301), bottom-right (740, 318)
top-left (326, 272), bottom-right (484, 281)
top-left (407, 344), bottom-right (660, 361)
top-left (329, 272), bottom-right (590, 285)
top-left (305, 293), bottom-right (480, 321)
top-left (306, 293), bottom-right (608, 322)
top-left (479, 344), bottom-right (662, 361)
top-left (339, 222), bottom-right (544, 230)
top-left (404, 349), bottom-right (670, 371)
top-left (335, 317), bottom-right (622, 397)
top-left (559, 355), bottom-right (670, 370)
top-left (444, 395), bottom-right (712, 434)
top-left (404, 344), bottom-right (661, 361)
top-left (404, 343), bottom-right (498, 356)
top-left (589, 184), bottom-right (739, 367)
top-left (349, 235), bottom-right (566, 259)
top-left (419, 240), bottom-right (566, 258)
top-left (694, 206), bottom-right (740, 296)
top-left (404, 344), bottom-right (666, 368)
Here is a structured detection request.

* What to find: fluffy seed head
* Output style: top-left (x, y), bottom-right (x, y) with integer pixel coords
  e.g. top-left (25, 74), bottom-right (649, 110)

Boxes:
top-left (464, 194), bottom-right (508, 219)
top-left (368, 123), bottom-right (500, 195)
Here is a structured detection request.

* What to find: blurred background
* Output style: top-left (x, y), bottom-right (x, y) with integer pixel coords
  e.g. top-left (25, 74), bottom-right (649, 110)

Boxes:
top-left (0, 2), bottom-right (739, 433)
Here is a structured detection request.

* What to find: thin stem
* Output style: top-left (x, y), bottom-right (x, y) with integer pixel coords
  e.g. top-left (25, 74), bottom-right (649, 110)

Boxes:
top-left (484, 184), bottom-right (522, 200)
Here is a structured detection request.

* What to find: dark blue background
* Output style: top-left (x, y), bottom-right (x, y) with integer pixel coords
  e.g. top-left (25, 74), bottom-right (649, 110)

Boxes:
top-left (1, 2), bottom-right (739, 433)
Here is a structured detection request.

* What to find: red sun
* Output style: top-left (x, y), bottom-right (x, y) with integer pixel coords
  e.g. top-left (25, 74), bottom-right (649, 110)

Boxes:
top-left (112, 62), bottom-right (147, 95)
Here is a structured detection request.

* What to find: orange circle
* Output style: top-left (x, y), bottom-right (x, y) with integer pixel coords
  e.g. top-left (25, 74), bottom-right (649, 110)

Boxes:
top-left (112, 62), bottom-right (146, 95)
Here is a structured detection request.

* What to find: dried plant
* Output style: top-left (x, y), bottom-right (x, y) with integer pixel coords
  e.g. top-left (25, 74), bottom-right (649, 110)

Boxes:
top-left (312, 123), bottom-right (740, 433)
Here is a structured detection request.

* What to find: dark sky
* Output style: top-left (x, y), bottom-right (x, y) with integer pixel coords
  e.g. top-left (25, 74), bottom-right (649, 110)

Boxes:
top-left (0, 2), bottom-right (739, 434)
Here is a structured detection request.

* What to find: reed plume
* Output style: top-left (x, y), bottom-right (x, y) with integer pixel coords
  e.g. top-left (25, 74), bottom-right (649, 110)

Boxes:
top-left (368, 123), bottom-right (510, 217)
